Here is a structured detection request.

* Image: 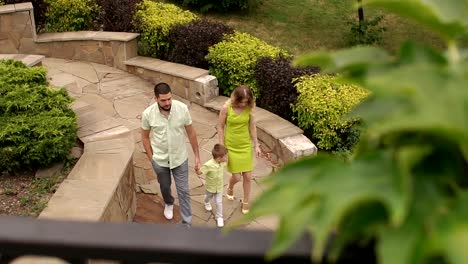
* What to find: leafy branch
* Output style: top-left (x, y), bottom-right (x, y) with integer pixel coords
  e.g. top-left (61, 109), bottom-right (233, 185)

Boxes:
top-left (231, 1), bottom-right (468, 263)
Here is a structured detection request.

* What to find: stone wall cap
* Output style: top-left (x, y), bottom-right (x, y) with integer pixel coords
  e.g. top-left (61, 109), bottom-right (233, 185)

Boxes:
top-left (0, 3), bottom-right (32, 13)
top-left (254, 107), bottom-right (303, 139)
top-left (195, 75), bottom-right (217, 82)
top-left (0, 4), bottom-right (15, 14)
top-left (203, 96), bottom-right (229, 112)
top-left (125, 56), bottom-right (209, 80)
top-left (0, 54), bottom-right (45, 67)
top-left (35, 31), bottom-right (139, 43)
top-left (257, 118), bottom-right (303, 139)
top-left (15, 2), bottom-right (33, 11)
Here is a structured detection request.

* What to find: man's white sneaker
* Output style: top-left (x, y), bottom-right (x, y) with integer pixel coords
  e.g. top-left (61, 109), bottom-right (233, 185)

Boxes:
top-left (164, 204), bottom-right (173, 220)
top-left (217, 218), bottom-right (224, 228)
top-left (204, 202), bottom-right (212, 211)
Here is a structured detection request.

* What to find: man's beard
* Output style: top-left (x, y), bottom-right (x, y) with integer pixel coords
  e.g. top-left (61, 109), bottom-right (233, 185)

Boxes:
top-left (158, 103), bottom-right (171, 112)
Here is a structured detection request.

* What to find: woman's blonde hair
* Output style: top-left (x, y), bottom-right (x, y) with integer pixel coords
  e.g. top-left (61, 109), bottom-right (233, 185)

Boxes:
top-left (230, 85), bottom-right (255, 109)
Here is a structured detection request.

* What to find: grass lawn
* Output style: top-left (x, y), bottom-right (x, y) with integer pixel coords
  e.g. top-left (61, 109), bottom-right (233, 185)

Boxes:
top-left (190, 0), bottom-right (443, 56)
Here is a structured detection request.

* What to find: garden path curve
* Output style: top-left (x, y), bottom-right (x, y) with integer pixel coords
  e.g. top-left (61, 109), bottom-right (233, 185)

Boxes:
top-left (43, 58), bottom-right (278, 229)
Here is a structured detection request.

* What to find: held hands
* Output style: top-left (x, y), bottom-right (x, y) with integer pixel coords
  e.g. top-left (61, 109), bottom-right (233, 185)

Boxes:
top-left (194, 156), bottom-right (201, 174)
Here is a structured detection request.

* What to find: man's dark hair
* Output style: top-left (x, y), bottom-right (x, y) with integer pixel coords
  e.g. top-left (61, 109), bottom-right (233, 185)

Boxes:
top-left (154, 83), bottom-right (172, 97)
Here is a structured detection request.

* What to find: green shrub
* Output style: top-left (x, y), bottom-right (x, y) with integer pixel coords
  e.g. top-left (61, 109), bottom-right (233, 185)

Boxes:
top-left (206, 31), bottom-right (284, 97)
top-left (45, 0), bottom-right (99, 32)
top-left (292, 74), bottom-right (369, 151)
top-left (134, 0), bottom-right (197, 59)
top-left (0, 60), bottom-right (77, 172)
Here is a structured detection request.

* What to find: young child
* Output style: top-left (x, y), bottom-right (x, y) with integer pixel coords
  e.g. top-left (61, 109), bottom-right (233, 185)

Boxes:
top-left (197, 144), bottom-right (228, 227)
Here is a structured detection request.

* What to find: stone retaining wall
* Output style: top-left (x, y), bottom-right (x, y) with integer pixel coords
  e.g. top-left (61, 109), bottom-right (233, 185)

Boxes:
top-left (39, 134), bottom-right (136, 223)
top-left (33, 32), bottom-right (138, 71)
top-left (0, 3), bottom-right (138, 71)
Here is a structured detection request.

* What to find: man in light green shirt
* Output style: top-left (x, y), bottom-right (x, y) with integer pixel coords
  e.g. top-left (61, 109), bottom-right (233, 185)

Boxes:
top-left (141, 83), bottom-right (200, 227)
top-left (197, 144), bottom-right (228, 227)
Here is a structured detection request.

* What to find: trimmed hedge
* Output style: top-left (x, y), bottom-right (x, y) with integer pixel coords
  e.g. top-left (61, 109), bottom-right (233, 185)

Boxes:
top-left (254, 54), bottom-right (319, 123)
top-left (45, 0), bottom-right (100, 32)
top-left (292, 74), bottom-right (369, 151)
top-left (167, 19), bottom-right (234, 69)
top-left (0, 60), bottom-right (77, 172)
top-left (206, 31), bottom-right (285, 97)
top-left (134, 0), bottom-right (197, 59)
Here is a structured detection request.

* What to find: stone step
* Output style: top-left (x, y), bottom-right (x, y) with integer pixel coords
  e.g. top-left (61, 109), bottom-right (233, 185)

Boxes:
top-left (0, 53), bottom-right (45, 67)
top-left (124, 56), bottom-right (209, 80)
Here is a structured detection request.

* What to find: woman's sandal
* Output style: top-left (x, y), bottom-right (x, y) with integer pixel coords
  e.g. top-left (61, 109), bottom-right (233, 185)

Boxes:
top-left (241, 201), bottom-right (249, 214)
top-left (226, 187), bottom-right (234, 201)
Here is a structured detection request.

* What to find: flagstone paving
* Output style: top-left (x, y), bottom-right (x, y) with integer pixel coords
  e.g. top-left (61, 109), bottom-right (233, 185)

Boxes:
top-left (42, 58), bottom-right (278, 230)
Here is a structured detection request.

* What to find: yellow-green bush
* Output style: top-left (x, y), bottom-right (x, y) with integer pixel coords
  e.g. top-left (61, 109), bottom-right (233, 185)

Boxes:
top-left (134, 0), bottom-right (197, 58)
top-left (206, 31), bottom-right (285, 97)
top-left (45, 0), bottom-right (99, 32)
top-left (292, 74), bottom-right (370, 151)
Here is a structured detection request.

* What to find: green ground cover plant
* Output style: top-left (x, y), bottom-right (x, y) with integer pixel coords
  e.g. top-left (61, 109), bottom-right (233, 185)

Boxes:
top-left (0, 60), bottom-right (77, 172)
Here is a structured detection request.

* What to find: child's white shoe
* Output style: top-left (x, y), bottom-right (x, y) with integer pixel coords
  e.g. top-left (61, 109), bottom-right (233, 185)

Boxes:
top-left (204, 202), bottom-right (212, 211)
top-left (217, 218), bottom-right (224, 228)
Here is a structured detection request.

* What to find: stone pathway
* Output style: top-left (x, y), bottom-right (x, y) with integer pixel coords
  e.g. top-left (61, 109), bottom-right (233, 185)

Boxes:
top-left (42, 58), bottom-right (278, 230)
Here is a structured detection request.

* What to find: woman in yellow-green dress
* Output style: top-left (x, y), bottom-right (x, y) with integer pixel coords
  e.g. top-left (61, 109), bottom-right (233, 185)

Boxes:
top-left (218, 85), bottom-right (261, 214)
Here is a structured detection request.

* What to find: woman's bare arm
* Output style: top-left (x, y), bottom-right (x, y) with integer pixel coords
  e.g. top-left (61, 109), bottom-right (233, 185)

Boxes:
top-left (218, 101), bottom-right (229, 145)
top-left (249, 112), bottom-right (261, 158)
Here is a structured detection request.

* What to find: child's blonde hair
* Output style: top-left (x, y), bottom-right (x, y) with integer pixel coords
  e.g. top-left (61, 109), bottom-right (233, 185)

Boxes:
top-left (212, 144), bottom-right (228, 159)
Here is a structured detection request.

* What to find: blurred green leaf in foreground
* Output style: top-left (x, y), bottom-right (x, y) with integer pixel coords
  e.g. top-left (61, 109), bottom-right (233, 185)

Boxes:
top-left (232, 0), bottom-right (468, 263)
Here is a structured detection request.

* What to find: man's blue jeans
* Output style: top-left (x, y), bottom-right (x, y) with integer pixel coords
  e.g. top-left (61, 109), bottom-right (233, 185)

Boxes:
top-left (151, 159), bottom-right (191, 226)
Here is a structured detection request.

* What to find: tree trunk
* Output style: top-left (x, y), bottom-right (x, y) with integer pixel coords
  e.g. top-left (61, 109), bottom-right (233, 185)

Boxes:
top-left (357, 0), bottom-right (365, 23)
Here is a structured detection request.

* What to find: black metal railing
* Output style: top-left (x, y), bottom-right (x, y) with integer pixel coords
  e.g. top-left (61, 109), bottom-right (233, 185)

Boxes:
top-left (0, 216), bottom-right (313, 264)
